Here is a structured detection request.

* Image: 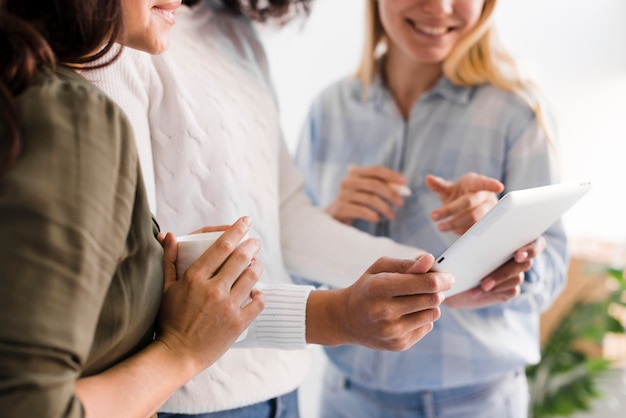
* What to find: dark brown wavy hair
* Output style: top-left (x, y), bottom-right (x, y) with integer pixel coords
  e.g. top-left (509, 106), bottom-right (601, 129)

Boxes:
top-left (0, 0), bottom-right (124, 174)
top-left (182, 0), bottom-right (312, 22)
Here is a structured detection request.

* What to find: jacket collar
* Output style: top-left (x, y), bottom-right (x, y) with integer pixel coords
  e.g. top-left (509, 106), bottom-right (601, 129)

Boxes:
top-left (363, 59), bottom-right (474, 112)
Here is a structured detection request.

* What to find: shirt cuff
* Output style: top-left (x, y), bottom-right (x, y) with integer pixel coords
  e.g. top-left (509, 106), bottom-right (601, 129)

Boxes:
top-left (243, 283), bottom-right (314, 349)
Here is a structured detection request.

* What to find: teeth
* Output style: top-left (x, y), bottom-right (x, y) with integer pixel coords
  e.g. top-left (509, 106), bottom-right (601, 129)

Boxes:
top-left (414, 24), bottom-right (448, 36)
top-left (154, 8), bottom-right (176, 23)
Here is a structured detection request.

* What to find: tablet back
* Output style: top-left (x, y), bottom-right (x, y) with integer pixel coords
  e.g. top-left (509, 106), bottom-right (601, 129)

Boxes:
top-left (434, 181), bottom-right (592, 296)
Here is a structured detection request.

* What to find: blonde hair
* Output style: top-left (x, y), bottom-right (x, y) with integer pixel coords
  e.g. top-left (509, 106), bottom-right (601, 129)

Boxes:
top-left (356, 0), bottom-right (554, 146)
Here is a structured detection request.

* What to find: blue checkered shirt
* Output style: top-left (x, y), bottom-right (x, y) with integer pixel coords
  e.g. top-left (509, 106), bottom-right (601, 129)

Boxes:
top-left (293, 74), bottom-right (568, 391)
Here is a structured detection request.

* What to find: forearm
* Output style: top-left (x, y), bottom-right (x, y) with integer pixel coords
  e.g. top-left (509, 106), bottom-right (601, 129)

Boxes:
top-left (75, 340), bottom-right (198, 418)
top-left (280, 190), bottom-right (425, 287)
top-left (279, 136), bottom-right (425, 288)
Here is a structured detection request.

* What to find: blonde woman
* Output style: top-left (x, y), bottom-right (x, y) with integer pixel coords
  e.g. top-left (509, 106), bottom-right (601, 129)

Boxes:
top-left (294, 0), bottom-right (565, 416)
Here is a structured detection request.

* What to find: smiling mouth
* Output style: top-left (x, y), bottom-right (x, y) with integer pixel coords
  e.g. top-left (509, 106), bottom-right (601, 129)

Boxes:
top-left (406, 19), bottom-right (453, 37)
top-left (153, 2), bottom-right (181, 25)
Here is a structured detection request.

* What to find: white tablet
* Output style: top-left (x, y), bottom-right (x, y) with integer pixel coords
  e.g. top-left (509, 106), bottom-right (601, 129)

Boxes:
top-left (434, 181), bottom-right (592, 296)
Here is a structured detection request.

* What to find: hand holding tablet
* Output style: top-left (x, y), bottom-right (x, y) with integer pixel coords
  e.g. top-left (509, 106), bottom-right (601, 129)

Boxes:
top-left (433, 181), bottom-right (592, 297)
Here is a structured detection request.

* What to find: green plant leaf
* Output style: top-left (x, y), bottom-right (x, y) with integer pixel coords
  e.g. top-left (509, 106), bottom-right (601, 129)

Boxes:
top-left (527, 266), bottom-right (626, 417)
top-left (607, 268), bottom-right (625, 287)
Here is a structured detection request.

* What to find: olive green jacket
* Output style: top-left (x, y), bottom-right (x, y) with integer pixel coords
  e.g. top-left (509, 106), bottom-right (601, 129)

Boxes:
top-left (0, 66), bottom-right (163, 417)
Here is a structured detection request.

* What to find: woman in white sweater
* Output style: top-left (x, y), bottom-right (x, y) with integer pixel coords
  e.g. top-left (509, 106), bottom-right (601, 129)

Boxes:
top-left (84, 0), bottom-right (541, 416)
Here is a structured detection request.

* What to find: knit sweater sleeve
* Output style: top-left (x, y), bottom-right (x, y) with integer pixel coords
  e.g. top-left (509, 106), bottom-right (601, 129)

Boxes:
top-left (235, 282), bottom-right (312, 349)
top-left (278, 135), bottom-right (426, 288)
top-left (83, 47), bottom-right (159, 213)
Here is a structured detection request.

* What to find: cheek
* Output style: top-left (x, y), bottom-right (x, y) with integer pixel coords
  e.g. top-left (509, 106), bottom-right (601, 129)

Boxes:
top-left (378, 3), bottom-right (408, 40)
top-left (458, 0), bottom-right (486, 29)
top-left (120, 7), bottom-right (151, 44)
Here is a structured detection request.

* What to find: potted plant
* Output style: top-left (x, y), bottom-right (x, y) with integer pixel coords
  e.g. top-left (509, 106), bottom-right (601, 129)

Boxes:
top-left (526, 267), bottom-right (626, 417)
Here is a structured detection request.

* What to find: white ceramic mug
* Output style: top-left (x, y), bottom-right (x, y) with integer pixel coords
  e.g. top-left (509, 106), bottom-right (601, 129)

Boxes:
top-left (175, 230), bottom-right (251, 342)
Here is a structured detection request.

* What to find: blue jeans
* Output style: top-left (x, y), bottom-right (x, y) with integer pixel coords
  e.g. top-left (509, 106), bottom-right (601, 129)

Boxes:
top-left (158, 389), bottom-right (299, 418)
top-left (320, 364), bottom-right (528, 418)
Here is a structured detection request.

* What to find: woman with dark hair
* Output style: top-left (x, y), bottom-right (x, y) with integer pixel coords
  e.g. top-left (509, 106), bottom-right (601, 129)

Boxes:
top-left (85, 1), bottom-right (537, 417)
top-left (0, 1), bottom-right (265, 417)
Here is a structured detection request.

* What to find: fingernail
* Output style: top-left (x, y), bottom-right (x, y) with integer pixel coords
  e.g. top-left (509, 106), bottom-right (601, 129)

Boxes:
top-left (242, 216), bottom-right (252, 225)
top-left (431, 212), bottom-right (441, 221)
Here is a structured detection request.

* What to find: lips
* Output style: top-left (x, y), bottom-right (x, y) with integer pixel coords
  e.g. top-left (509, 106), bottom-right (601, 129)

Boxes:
top-left (406, 19), bottom-right (453, 37)
top-left (153, 1), bottom-right (182, 25)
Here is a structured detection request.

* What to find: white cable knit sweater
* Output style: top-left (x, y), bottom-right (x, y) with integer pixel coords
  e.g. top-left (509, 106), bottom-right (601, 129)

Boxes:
top-left (85, 1), bottom-right (422, 413)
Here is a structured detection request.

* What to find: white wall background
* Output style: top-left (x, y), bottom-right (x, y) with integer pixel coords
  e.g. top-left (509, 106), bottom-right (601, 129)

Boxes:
top-left (259, 0), bottom-right (626, 416)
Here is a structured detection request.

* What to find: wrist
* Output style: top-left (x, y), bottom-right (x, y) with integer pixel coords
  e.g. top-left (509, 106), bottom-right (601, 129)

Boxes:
top-left (152, 334), bottom-right (203, 380)
top-left (305, 288), bottom-right (352, 347)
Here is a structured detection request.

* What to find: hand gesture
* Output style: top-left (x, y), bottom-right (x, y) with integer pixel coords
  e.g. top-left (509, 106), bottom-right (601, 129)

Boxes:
top-left (316, 254), bottom-right (453, 351)
top-left (155, 216), bottom-right (265, 373)
top-left (426, 173), bottom-right (504, 235)
top-left (325, 165), bottom-right (408, 224)
top-left (444, 238), bottom-right (546, 309)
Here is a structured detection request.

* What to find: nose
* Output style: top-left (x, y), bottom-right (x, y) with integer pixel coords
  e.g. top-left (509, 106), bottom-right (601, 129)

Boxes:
top-left (420, 0), bottom-right (454, 15)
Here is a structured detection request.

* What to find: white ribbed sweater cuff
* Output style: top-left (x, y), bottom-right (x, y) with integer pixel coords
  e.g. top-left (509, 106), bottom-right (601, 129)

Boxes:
top-left (240, 283), bottom-right (313, 349)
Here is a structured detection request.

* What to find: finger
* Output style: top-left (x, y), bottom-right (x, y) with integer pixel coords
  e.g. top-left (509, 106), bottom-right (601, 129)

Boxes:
top-left (476, 282), bottom-right (521, 300)
top-left (187, 216), bottom-right (253, 280)
top-left (400, 322), bottom-right (436, 350)
top-left (344, 175), bottom-right (404, 208)
top-left (470, 285), bottom-right (520, 303)
top-left (210, 238), bottom-right (260, 288)
top-left (437, 205), bottom-right (492, 234)
top-left (162, 232), bottom-right (178, 289)
top-left (406, 253), bottom-right (436, 273)
top-left (190, 225), bottom-right (231, 235)
top-left (229, 259), bottom-right (263, 302)
top-left (432, 191), bottom-right (496, 222)
top-left (459, 173), bottom-right (504, 194)
top-left (489, 273), bottom-right (524, 293)
top-left (239, 289), bottom-right (265, 323)
top-left (514, 236), bottom-right (547, 262)
top-left (350, 164), bottom-right (406, 184)
top-left (481, 272), bottom-right (524, 293)
top-left (388, 182), bottom-right (412, 197)
top-left (366, 254), bottom-right (434, 275)
top-left (364, 256), bottom-right (451, 296)
top-left (481, 260), bottom-right (530, 291)
top-left (369, 273), bottom-right (452, 302)
top-left (512, 241), bottom-right (535, 262)
top-left (385, 309), bottom-right (440, 351)
top-left (346, 190), bottom-right (398, 220)
top-left (403, 307), bottom-right (441, 329)
top-left (424, 174), bottom-right (453, 195)
top-left (332, 202), bottom-right (383, 223)
top-left (388, 292), bottom-right (445, 317)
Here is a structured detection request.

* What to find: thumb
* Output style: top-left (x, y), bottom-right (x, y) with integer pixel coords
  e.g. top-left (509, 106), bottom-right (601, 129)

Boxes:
top-left (161, 232), bottom-right (178, 291)
top-left (406, 253), bottom-right (435, 273)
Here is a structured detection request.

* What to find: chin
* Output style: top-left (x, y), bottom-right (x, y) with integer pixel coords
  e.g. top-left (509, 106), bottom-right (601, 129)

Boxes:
top-left (411, 49), bottom-right (451, 65)
top-left (134, 38), bottom-right (170, 55)
top-left (150, 39), bottom-right (170, 55)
